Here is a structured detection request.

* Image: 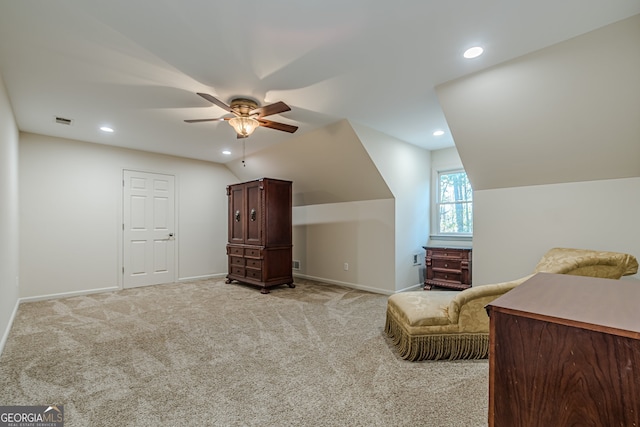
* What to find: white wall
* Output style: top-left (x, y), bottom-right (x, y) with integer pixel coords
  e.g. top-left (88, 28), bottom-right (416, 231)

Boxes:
top-left (352, 123), bottom-right (432, 292)
top-left (0, 74), bottom-right (20, 353)
top-left (226, 119), bottom-right (399, 294)
top-left (16, 119), bottom-right (419, 299)
top-left (293, 199), bottom-right (395, 293)
top-left (19, 133), bottom-right (237, 299)
top-left (474, 177), bottom-right (640, 285)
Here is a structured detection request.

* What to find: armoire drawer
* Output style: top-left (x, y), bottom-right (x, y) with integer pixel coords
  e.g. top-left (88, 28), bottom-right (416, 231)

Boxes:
top-left (230, 266), bottom-right (245, 277)
top-left (245, 268), bottom-right (262, 280)
top-left (228, 246), bottom-right (243, 256)
top-left (246, 258), bottom-right (262, 269)
top-left (230, 256), bottom-right (245, 267)
top-left (244, 248), bottom-right (261, 258)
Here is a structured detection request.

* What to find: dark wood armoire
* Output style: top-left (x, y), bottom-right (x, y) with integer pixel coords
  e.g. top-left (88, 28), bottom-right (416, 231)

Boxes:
top-left (226, 178), bottom-right (294, 294)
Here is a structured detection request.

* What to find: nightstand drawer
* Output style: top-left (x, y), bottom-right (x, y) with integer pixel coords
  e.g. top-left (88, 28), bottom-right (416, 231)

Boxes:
top-left (432, 259), bottom-right (462, 270)
top-left (428, 249), bottom-right (467, 260)
top-left (432, 270), bottom-right (462, 283)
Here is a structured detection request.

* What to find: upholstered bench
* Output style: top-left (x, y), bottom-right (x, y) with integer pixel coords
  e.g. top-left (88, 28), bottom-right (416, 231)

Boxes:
top-left (385, 248), bottom-right (638, 361)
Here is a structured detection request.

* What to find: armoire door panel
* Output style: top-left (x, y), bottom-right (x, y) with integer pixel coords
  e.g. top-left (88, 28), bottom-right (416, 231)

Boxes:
top-left (245, 181), bottom-right (262, 245)
top-left (229, 186), bottom-right (245, 244)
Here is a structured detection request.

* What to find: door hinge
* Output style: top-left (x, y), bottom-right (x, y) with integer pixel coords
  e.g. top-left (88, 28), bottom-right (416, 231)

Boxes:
top-left (122, 267), bottom-right (124, 273)
top-left (122, 223), bottom-right (124, 230)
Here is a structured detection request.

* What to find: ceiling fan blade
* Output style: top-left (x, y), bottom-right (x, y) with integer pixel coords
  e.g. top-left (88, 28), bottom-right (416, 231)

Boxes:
top-left (258, 119), bottom-right (298, 133)
top-left (184, 118), bottom-right (224, 123)
top-left (251, 101), bottom-right (291, 118)
top-left (197, 92), bottom-right (235, 114)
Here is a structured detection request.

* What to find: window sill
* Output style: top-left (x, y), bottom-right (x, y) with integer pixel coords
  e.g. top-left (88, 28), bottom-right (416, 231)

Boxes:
top-left (429, 234), bottom-right (473, 243)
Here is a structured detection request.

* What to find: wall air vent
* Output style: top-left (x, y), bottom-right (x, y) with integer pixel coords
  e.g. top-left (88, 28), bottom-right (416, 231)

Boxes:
top-left (292, 260), bottom-right (301, 270)
top-left (54, 116), bottom-right (73, 126)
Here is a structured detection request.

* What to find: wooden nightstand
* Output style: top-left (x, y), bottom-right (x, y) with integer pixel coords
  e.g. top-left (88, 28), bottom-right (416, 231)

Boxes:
top-left (423, 246), bottom-right (472, 290)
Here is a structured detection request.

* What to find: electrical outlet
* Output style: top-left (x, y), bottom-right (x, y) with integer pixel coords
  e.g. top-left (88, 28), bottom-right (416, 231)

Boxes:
top-left (343, 263), bottom-right (349, 271)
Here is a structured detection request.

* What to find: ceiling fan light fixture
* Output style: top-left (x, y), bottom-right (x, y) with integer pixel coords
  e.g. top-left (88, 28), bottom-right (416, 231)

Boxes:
top-left (229, 116), bottom-right (259, 137)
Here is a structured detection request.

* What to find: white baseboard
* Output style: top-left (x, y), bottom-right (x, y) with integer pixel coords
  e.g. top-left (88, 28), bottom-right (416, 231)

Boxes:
top-left (0, 298), bottom-right (20, 357)
top-left (19, 286), bottom-right (120, 304)
top-left (178, 273), bottom-right (227, 282)
top-left (19, 274), bottom-right (229, 303)
top-left (396, 283), bottom-right (424, 293)
top-left (293, 274), bottom-right (395, 295)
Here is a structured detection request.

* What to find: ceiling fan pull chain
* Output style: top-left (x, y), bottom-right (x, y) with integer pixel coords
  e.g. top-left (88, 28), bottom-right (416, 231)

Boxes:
top-left (242, 138), bottom-right (246, 167)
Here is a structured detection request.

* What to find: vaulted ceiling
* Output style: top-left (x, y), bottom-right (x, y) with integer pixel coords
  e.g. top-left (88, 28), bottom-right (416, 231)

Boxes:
top-left (1, 1), bottom-right (639, 164)
top-left (437, 14), bottom-right (640, 190)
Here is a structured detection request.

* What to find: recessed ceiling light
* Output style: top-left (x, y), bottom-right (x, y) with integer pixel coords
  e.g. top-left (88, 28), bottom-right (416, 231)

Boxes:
top-left (463, 46), bottom-right (484, 59)
top-left (222, 150), bottom-right (231, 155)
top-left (433, 130), bottom-right (445, 136)
top-left (100, 126), bottom-right (114, 133)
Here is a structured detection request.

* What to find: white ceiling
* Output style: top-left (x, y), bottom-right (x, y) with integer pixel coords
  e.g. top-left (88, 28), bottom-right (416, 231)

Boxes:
top-left (1, 1), bottom-right (639, 164)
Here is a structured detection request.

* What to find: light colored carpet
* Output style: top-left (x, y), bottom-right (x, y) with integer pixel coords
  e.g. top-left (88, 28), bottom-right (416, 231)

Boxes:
top-left (0, 278), bottom-right (489, 426)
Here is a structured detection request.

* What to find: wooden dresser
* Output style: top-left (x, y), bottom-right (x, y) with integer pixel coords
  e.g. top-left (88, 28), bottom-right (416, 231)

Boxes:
top-left (226, 178), bottom-right (294, 294)
top-left (486, 273), bottom-right (640, 426)
top-left (423, 246), bottom-right (472, 290)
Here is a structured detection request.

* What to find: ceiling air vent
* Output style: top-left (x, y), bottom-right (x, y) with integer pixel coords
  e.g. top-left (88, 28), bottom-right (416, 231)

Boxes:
top-left (54, 116), bottom-right (73, 126)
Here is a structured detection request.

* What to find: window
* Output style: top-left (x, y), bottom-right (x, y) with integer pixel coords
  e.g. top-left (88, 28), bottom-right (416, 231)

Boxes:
top-left (436, 170), bottom-right (473, 235)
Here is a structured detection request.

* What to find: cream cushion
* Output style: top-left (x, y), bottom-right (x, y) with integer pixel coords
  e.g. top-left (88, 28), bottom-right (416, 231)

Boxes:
top-left (533, 247), bottom-right (639, 278)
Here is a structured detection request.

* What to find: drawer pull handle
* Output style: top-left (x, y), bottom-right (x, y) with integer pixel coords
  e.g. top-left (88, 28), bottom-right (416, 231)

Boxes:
top-left (250, 208), bottom-right (256, 221)
top-left (444, 263), bottom-right (448, 268)
top-left (234, 210), bottom-right (241, 222)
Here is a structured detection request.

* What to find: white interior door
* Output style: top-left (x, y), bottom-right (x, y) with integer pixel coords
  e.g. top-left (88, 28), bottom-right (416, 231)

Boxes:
top-left (123, 170), bottom-right (176, 288)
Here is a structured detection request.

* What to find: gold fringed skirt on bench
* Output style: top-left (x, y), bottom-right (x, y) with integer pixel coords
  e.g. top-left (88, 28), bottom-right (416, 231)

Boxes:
top-left (384, 281), bottom-right (522, 361)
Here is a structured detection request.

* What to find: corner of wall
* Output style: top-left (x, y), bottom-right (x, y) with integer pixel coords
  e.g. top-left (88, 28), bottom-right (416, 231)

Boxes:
top-left (0, 71), bottom-right (21, 354)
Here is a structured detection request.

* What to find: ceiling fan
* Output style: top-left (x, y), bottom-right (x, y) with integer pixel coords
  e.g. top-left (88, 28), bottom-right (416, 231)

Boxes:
top-left (185, 93), bottom-right (298, 138)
